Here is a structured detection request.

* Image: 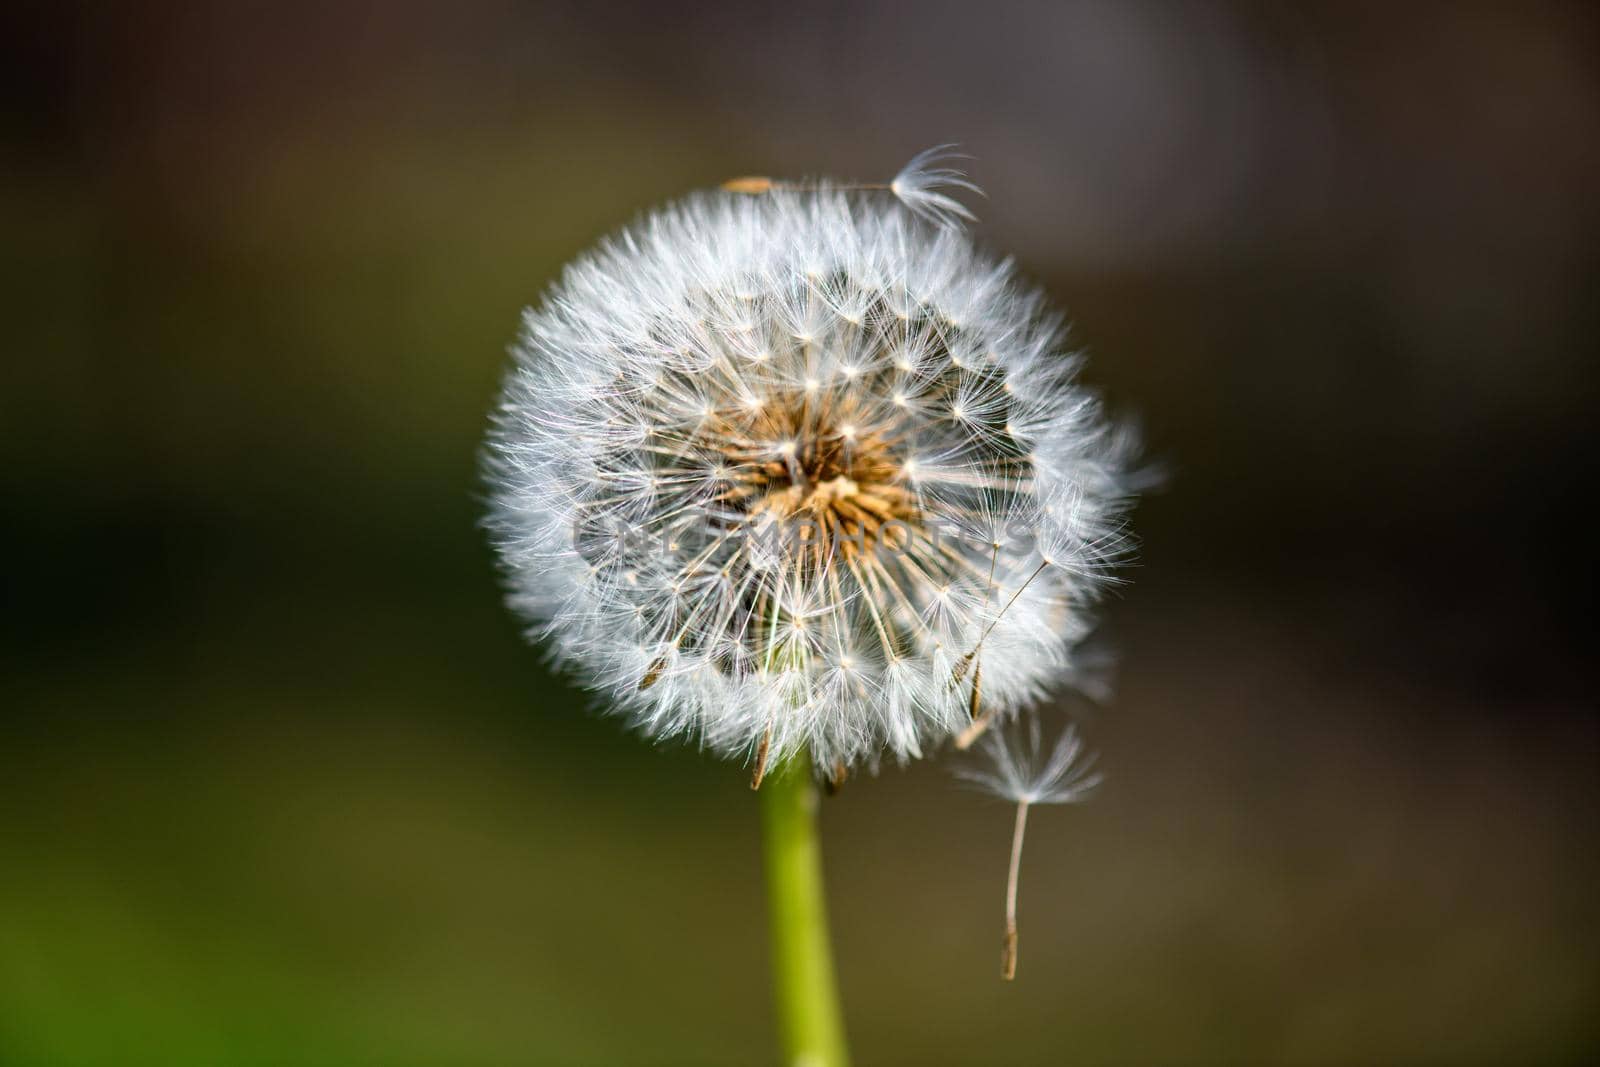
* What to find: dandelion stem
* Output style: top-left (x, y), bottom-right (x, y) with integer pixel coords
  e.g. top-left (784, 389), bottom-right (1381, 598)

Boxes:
top-left (1002, 800), bottom-right (1030, 981)
top-left (761, 751), bottom-right (850, 1067)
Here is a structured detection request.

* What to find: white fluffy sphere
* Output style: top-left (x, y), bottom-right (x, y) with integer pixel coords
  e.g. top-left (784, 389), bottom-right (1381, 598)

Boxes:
top-left (486, 172), bottom-right (1139, 774)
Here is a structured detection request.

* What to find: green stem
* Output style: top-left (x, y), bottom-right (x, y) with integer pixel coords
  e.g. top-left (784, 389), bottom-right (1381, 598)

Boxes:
top-left (761, 752), bottom-right (850, 1067)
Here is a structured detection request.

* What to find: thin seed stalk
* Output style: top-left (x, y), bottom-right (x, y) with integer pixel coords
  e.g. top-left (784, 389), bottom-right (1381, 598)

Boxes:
top-left (761, 751), bottom-right (850, 1067)
top-left (1002, 800), bottom-right (1030, 981)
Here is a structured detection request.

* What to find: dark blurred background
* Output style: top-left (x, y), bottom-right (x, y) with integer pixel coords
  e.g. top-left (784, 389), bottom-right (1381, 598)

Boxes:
top-left (2, 2), bottom-right (1596, 1064)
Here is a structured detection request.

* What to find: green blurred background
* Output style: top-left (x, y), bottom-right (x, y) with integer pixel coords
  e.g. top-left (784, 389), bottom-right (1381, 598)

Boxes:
top-left (2, 2), bottom-right (1596, 1064)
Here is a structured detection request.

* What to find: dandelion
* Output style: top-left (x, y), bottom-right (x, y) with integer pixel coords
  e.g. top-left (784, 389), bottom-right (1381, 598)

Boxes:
top-left (484, 150), bottom-right (1141, 1062)
top-left (485, 155), bottom-right (1138, 778)
top-left (958, 713), bottom-right (1102, 980)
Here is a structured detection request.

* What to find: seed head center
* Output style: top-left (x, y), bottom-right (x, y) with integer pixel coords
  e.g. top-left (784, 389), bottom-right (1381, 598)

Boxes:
top-left (744, 423), bottom-right (916, 555)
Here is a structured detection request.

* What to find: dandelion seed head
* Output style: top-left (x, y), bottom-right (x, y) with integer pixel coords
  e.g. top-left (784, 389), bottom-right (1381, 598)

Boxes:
top-left (485, 154), bottom-right (1141, 771)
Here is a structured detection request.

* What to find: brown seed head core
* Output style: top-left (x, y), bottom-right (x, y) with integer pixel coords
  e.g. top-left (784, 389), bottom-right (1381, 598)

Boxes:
top-left (719, 405), bottom-right (920, 559)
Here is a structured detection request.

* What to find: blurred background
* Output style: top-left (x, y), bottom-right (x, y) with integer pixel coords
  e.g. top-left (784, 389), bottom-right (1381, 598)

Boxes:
top-left (2, 2), bottom-right (1596, 1063)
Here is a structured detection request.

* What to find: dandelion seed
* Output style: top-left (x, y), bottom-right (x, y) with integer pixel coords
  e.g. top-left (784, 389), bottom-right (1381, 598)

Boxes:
top-left (721, 145), bottom-right (982, 230)
top-left (484, 152), bottom-right (1140, 776)
top-left (957, 714), bottom-right (1101, 980)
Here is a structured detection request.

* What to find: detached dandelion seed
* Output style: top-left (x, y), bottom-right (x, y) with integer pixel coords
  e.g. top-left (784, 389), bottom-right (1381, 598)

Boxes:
top-left (958, 714), bottom-right (1102, 980)
top-left (723, 144), bottom-right (982, 229)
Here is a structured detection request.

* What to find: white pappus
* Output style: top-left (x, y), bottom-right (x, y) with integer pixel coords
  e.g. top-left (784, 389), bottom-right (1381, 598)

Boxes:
top-left (484, 150), bottom-right (1141, 781)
